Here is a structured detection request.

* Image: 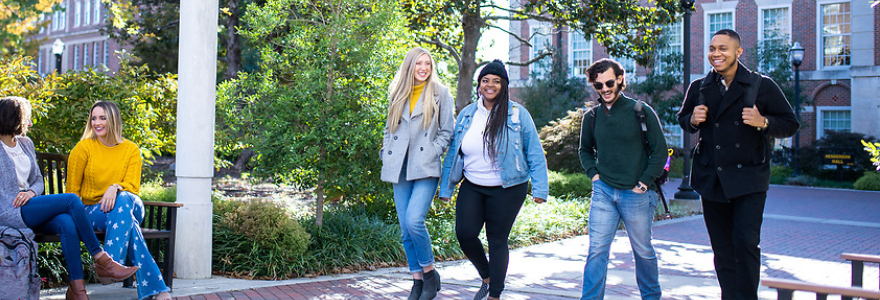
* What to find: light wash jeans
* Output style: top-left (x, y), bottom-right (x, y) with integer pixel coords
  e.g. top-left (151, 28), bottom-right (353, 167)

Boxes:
top-left (581, 180), bottom-right (661, 300)
top-left (393, 163), bottom-right (439, 273)
top-left (85, 192), bottom-right (169, 300)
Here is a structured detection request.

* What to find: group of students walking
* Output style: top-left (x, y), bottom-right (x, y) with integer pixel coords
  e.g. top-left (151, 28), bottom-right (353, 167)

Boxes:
top-left (382, 28), bottom-right (798, 300)
top-left (0, 98), bottom-right (172, 300)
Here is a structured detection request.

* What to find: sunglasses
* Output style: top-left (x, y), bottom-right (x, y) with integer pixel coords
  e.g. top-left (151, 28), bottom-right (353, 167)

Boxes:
top-left (592, 79), bottom-right (617, 90)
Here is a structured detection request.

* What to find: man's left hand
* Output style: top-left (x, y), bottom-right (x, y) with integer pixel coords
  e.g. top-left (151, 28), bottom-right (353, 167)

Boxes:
top-left (742, 105), bottom-right (765, 128)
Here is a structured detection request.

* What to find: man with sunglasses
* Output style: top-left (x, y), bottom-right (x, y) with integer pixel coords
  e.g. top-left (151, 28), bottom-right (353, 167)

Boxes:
top-left (678, 29), bottom-right (799, 300)
top-left (578, 58), bottom-right (668, 300)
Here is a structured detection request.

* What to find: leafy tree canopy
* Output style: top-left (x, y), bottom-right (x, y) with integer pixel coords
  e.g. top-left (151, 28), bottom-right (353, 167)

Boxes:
top-left (0, 0), bottom-right (62, 57)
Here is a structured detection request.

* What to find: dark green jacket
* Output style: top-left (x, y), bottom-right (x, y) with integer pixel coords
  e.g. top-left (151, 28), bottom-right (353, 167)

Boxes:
top-left (578, 95), bottom-right (668, 190)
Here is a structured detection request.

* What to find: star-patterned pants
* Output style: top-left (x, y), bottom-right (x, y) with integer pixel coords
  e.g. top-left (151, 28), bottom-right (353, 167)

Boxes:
top-left (85, 191), bottom-right (170, 300)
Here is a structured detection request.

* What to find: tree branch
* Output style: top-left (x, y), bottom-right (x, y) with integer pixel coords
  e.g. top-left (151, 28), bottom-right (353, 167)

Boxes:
top-left (505, 50), bottom-right (553, 67)
top-left (483, 5), bottom-right (559, 22)
top-left (487, 23), bottom-right (530, 47)
top-left (419, 37), bottom-right (461, 69)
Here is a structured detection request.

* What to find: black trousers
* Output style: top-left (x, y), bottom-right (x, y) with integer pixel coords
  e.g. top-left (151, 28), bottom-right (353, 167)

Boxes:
top-left (455, 179), bottom-right (528, 298)
top-left (702, 191), bottom-right (767, 300)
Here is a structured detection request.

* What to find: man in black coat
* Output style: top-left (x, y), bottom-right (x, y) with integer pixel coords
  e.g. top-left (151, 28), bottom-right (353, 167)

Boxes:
top-left (678, 29), bottom-right (799, 300)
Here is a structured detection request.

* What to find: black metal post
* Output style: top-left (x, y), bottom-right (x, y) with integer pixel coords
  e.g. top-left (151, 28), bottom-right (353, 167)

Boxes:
top-left (54, 53), bottom-right (62, 74)
top-left (792, 64), bottom-right (800, 176)
top-left (675, 0), bottom-right (700, 200)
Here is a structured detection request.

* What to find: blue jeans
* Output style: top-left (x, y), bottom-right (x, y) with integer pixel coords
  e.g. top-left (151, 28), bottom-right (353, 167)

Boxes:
top-left (85, 192), bottom-right (169, 300)
top-left (20, 193), bottom-right (103, 281)
top-left (581, 180), bottom-right (661, 300)
top-left (393, 164), bottom-right (439, 273)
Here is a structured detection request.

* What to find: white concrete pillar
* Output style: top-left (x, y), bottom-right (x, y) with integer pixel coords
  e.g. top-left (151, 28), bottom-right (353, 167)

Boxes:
top-left (849, 1), bottom-right (879, 139)
top-left (175, 0), bottom-right (218, 279)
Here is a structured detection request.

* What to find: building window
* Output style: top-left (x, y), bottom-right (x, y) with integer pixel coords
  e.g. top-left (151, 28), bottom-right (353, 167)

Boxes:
top-left (103, 41), bottom-right (108, 65)
top-left (529, 23), bottom-right (553, 78)
top-left (759, 7), bottom-right (790, 72)
top-left (819, 2), bottom-right (851, 67)
top-left (84, 0), bottom-right (91, 25)
top-left (569, 31), bottom-right (591, 78)
top-left (73, 45), bottom-right (80, 70)
top-left (657, 21), bottom-right (682, 74)
top-left (39, 14), bottom-right (45, 33)
top-left (38, 51), bottom-right (44, 76)
top-left (83, 44), bottom-right (89, 67)
top-left (53, 4), bottom-right (67, 31)
top-left (705, 11), bottom-right (734, 72)
top-left (74, 1), bottom-right (81, 27)
top-left (664, 124), bottom-right (683, 148)
top-left (610, 56), bottom-right (638, 79)
top-left (821, 109), bottom-right (851, 134)
top-left (94, 0), bottom-right (101, 23)
top-left (93, 42), bottom-right (100, 67)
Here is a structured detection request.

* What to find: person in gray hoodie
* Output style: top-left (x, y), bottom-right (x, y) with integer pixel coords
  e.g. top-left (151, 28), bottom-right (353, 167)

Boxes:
top-left (379, 48), bottom-right (454, 300)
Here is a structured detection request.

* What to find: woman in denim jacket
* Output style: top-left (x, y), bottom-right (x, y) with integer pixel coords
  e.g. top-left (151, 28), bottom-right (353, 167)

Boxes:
top-left (438, 60), bottom-right (549, 300)
top-left (380, 48), bottom-right (454, 300)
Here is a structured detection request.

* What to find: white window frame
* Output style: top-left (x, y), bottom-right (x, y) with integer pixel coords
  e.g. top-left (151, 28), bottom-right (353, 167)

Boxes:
top-left (39, 14), bottom-right (45, 33)
top-left (83, 44), bottom-right (89, 67)
top-left (816, 106), bottom-right (852, 139)
top-left (93, 42), bottom-right (100, 67)
top-left (94, 0), bottom-right (101, 23)
top-left (663, 123), bottom-right (684, 148)
top-left (815, 0), bottom-right (852, 70)
top-left (529, 22), bottom-right (553, 79)
top-left (758, 5), bottom-right (792, 72)
top-left (74, 1), bottom-right (81, 27)
top-left (83, 0), bottom-right (91, 26)
top-left (60, 2), bottom-right (66, 30)
top-left (656, 21), bottom-right (683, 75)
top-left (568, 30), bottom-right (592, 78)
top-left (703, 8), bottom-right (736, 73)
top-left (610, 55), bottom-right (638, 80)
top-left (37, 51), bottom-right (44, 76)
top-left (102, 41), bottom-right (109, 65)
top-left (73, 45), bottom-right (80, 70)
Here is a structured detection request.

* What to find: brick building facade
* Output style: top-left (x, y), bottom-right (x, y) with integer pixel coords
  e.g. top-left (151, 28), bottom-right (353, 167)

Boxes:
top-left (508, 0), bottom-right (880, 148)
top-left (31, 0), bottom-right (124, 75)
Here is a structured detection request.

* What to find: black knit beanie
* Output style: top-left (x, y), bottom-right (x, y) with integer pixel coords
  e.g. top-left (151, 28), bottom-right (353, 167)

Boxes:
top-left (478, 59), bottom-right (508, 83)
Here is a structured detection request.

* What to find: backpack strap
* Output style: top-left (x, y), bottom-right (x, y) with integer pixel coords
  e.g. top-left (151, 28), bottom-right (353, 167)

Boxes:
top-left (743, 72), bottom-right (762, 107)
top-left (634, 100), bottom-right (649, 154)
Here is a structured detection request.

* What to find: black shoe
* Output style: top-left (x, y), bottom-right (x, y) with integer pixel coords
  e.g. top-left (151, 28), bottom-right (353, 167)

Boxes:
top-left (473, 280), bottom-right (489, 300)
top-left (408, 279), bottom-right (424, 300)
top-left (419, 270), bottom-right (441, 300)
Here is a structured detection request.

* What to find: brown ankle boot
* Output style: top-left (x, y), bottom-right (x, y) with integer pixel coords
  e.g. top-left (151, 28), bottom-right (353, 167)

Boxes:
top-left (66, 279), bottom-right (88, 300)
top-left (92, 252), bottom-right (139, 284)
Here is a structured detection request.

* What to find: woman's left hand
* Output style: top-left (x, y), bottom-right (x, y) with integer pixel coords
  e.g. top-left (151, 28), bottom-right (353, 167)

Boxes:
top-left (12, 191), bottom-right (35, 208)
top-left (100, 186), bottom-right (120, 213)
top-left (533, 197), bottom-right (546, 204)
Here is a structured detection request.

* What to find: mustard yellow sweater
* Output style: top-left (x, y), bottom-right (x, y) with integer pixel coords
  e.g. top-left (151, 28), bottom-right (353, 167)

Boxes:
top-left (409, 82), bottom-right (425, 114)
top-left (66, 138), bottom-right (142, 205)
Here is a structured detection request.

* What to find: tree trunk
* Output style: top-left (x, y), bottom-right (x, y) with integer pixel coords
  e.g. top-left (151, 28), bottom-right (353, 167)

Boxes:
top-left (315, 176), bottom-right (325, 227)
top-left (232, 148), bottom-right (253, 170)
top-left (455, 12), bottom-right (484, 112)
top-left (225, 0), bottom-right (242, 80)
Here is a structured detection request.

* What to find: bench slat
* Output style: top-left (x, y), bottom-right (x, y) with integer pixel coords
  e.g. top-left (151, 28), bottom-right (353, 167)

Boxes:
top-left (841, 253), bottom-right (880, 264)
top-left (762, 278), bottom-right (880, 299)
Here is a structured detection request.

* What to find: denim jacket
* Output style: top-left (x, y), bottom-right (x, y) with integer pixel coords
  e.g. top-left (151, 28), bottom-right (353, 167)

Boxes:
top-left (439, 101), bottom-right (549, 199)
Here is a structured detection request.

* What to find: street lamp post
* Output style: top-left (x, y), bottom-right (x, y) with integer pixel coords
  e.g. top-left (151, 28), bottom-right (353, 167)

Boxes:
top-left (674, 0), bottom-right (700, 200)
top-left (52, 39), bottom-right (64, 73)
top-left (789, 42), bottom-right (804, 177)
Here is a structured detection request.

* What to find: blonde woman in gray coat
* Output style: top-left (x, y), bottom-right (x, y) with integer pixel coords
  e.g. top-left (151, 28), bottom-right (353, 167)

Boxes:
top-left (380, 48), bottom-right (454, 300)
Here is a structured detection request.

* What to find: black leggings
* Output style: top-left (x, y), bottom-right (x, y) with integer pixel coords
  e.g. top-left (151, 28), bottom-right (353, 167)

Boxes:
top-left (455, 178), bottom-right (528, 298)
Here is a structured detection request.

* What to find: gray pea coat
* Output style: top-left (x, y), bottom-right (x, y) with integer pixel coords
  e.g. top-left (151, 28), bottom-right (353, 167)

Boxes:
top-left (0, 137), bottom-right (43, 238)
top-left (380, 84), bottom-right (455, 183)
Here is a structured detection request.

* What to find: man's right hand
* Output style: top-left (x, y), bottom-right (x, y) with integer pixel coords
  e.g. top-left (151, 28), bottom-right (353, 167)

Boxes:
top-left (592, 174), bottom-right (600, 182)
top-left (691, 105), bottom-right (708, 126)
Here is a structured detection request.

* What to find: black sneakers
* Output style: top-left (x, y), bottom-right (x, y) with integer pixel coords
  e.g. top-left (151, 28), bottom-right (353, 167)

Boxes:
top-left (473, 281), bottom-right (489, 300)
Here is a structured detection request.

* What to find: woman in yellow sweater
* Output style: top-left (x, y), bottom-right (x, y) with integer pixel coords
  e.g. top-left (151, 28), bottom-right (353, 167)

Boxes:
top-left (65, 101), bottom-right (171, 300)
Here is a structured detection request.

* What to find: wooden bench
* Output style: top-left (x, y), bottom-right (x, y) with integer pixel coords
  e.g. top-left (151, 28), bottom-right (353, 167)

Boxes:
top-left (762, 278), bottom-right (880, 300)
top-left (841, 253), bottom-right (880, 300)
top-left (31, 153), bottom-right (182, 289)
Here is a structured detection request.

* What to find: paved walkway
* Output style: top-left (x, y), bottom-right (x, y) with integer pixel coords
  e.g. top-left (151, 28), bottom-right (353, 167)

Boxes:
top-left (40, 181), bottom-right (880, 299)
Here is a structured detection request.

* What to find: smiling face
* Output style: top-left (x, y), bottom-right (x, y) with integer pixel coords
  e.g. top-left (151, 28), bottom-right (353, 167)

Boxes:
top-left (479, 74), bottom-right (502, 101)
top-left (708, 34), bottom-right (743, 77)
top-left (591, 69), bottom-right (623, 105)
top-left (90, 106), bottom-right (109, 139)
top-left (413, 53), bottom-right (432, 85)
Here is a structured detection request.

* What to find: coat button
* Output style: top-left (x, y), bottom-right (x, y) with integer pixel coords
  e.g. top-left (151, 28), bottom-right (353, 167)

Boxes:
top-left (737, 164), bottom-right (742, 168)
top-left (715, 123), bottom-right (720, 127)
top-left (388, 151), bottom-right (392, 155)
top-left (425, 133), bottom-right (428, 137)
top-left (734, 121), bottom-right (740, 126)
top-left (717, 167), bottom-right (723, 171)
top-left (420, 147), bottom-right (424, 151)
top-left (715, 145), bottom-right (721, 150)
top-left (393, 136), bottom-right (398, 140)
top-left (735, 143), bottom-right (741, 148)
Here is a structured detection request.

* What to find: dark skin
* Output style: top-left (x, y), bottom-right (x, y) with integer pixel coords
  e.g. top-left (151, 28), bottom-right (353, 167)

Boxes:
top-left (692, 34), bottom-right (767, 130)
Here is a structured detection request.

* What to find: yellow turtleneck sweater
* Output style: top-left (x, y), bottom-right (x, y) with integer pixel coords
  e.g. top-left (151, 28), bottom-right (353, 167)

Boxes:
top-left (410, 82), bottom-right (425, 114)
top-left (66, 138), bottom-right (142, 205)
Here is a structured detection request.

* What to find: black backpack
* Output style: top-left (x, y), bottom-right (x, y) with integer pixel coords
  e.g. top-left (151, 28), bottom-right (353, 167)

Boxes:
top-left (0, 226), bottom-right (41, 300)
top-left (586, 100), bottom-right (671, 217)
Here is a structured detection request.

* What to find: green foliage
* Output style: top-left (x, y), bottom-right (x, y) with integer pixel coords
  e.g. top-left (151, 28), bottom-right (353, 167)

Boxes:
top-left (628, 49), bottom-right (683, 125)
top-left (213, 199), bottom-right (311, 279)
top-left (785, 174), bottom-right (817, 186)
top-left (0, 54), bottom-right (178, 157)
top-left (102, 0), bottom-right (181, 74)
top-left (548, 171), bottom-right (592, 199)
top-left (139, 180), bottom-right (177, 203)
top-left (854, 171), bottom-right (880, 191)
top-left (539, 108), bottom-right (586, 174)
top-left (0, 0), bottom-right (60, 57)
top-left (520, 55), bottom-right (591, 129)
top-left (863, 139), bottom-right (880, 171)
top-left (218, 0), bottom-right (406, 224)
top-left (797, 131), bottom-right (878, 182)
top-left (770, 165), bottom-right (794, 185)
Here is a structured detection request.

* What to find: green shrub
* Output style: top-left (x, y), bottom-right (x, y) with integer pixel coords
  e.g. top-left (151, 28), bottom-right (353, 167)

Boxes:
top-left (520, 58), bottom-right (590, 129)
top-left (796, 131), bottom-right (878, 182)
top-left (854, 171), bottom-right (880, 191)
top-left (508, 196), bottom-right (590, 246)
top-left (548, 171), bottom-right (592, 198)
top-left (213, 199), bottom-right (311, 279)
top-left (139, 181), bottom-right (176, 203)
top-left (770, 165), bottom-right (794, 184)
top-left (786, 175), bottom-right (817, 186)
top-left (539, 109), bottom-right (587, 174)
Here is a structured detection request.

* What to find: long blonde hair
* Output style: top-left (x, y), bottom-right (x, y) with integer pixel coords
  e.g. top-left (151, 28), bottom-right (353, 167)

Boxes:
top-left (81, 101), bottom-right (124, 145)
top-left (386, 48), bottom-right (444, 132)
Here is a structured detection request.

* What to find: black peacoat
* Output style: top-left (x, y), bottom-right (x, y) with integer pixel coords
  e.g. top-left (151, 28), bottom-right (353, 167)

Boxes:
top-left (678, 62), bottom-right (799, 201)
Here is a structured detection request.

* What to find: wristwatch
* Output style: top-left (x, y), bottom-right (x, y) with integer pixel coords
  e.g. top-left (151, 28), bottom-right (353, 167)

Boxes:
top-left (638, 185), bottom-right (648, 192)
top-left (758, 117), bottom-right (769, 131)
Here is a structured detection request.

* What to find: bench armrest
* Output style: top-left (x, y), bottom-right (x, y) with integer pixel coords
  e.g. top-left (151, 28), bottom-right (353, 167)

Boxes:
top-left (762, 278), bottom-right (880, 299)
top-left (841, 253), bottom-right (880, 264)
top-left (143, 201), bottom-right (184, 208)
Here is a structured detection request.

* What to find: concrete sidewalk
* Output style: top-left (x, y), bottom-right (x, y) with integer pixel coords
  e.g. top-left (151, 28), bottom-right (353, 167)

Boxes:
top-left (39, 183), bottom-right (880, 299)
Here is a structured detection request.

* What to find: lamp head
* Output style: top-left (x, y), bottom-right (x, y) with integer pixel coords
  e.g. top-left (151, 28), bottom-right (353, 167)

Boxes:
top-left (52, 39), bottom-right (65, 55)
top-left (790, 41), bottom-right (805, 67)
